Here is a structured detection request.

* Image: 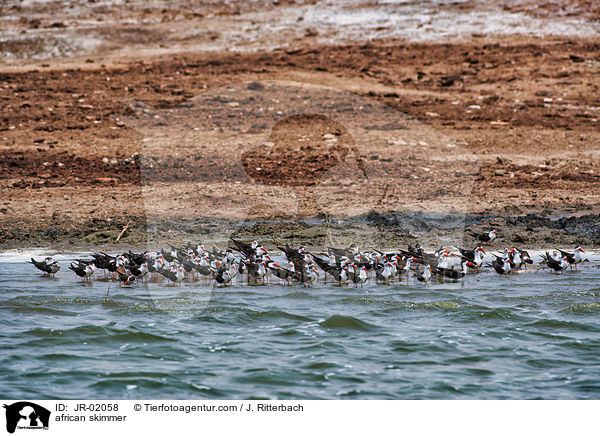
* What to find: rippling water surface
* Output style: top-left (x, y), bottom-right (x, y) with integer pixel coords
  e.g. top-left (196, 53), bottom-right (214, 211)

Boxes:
top-left (2, 252), bottom-right (600, 399)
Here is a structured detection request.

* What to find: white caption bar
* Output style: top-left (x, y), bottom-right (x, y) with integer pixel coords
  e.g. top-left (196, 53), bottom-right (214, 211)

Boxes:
top-left (0, 400), bottom-right (597, 436)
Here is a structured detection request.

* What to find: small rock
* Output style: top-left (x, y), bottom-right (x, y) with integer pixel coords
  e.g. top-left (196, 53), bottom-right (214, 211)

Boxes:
top-left (247, 82), bottom-right (264, 91)
top-left (512, 233), bottom-right (525, 243)
top-left (43, 226), bottom-right (62, 238)
top-left (569, 55), bottom-right (585, 63)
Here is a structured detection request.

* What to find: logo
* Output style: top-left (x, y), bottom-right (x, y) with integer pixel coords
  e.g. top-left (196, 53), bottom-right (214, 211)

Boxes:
top-left (3, 402), bottom-right (50, 434)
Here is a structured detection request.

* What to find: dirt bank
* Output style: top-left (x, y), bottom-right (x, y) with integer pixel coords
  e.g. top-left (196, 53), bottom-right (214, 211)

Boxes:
top-left (1, 1), bottom-right (599, 250)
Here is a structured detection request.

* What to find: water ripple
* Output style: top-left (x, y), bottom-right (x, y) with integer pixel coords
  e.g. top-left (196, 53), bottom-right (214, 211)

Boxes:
top-left (2, 260), bottom-right (600, 399)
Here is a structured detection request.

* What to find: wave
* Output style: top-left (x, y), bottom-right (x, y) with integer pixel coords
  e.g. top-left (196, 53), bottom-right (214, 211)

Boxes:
top-left (40, 353), bottom-right (87, 361)
top-left (304, 361), bottom-right (338, 370)
top-left (2, 304), bottom-right (77, 316)
top-left (526, 318), bottom-right (600, 332)
top-left (319, 315), bottom-right (376, 331)
top-left (235, 372), bottom-right (301, 387)
top-left (389, 340), bottom-right (420, 352)
top-left (562, 302), bottom-right (600, 314)
top-left (239, 309), bottom-right (314, 323)
top-left (19, 325), bottom-right (176, 347)
top-left (475, 307), bottom-right (523, 320)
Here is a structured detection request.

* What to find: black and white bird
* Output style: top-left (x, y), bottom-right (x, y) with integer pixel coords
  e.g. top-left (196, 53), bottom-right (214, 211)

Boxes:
top-left (489, 255), bottom-right (513, 275)
top-left (557, 247), bottom-right (585, 270)
top-left (459, 246), bottom-right (486, 268)
top-left (213, 265), bottom-right (233, 286)
top-left (303, 265), bottom-right (319, 287)
top-left (375, 262), bottom-right (394, 283)
top-left (312, 256), bottom-right (349, 284)
top-left (514, 248), bottom-right (534, 268)
top-left (91, 253), bottom-right (118, 274)
top-left (436, 261), bottom-right (474, 279)
top-left (268, 262), bottom-right (300, 284)
top-left (160, 265), bottom-right (185, 286)
top-left (30, 257), bottom-right (60, 276)
top-left (127, 262), bottom-right (148, 282)
top-left (116, 268), bottom-right (136, 286)
top-left (469, 230), bottom-right (498, 244)
top-left (350, 264), bottom-right (368, 287)
top-left (415, 264), bottom-right (432, 282)
top-left (542, 252), bottom-right (569, 272)
top-left (507, 248), bottom-right (523, 271)
top-left (69, 261), bottom-right (95, 281)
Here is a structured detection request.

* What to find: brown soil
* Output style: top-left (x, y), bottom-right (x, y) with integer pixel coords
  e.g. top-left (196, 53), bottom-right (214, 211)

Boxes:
top-left (506, 0), bottom-right (600, 20)
top-left (242, 114), bottom-right (366, 187)
top-left (1, 2), bottom-right (599, 249)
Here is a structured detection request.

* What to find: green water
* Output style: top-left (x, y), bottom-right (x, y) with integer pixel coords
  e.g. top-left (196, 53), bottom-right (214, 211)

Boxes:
top-left (2, 253), bottom-right (600, 399)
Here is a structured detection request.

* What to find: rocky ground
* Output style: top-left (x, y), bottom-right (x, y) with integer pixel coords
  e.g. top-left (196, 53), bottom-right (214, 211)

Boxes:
top-left (1, 0), bottom-right (599, 251)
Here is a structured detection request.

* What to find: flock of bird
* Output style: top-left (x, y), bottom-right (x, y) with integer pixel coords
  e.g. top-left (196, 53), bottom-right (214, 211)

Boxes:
top-left (28, 229), bottom-right (590, 288)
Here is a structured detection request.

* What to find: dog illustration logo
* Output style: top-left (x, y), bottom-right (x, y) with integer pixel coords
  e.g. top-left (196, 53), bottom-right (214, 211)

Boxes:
top-left (3, 402), bottom-right (50, 433)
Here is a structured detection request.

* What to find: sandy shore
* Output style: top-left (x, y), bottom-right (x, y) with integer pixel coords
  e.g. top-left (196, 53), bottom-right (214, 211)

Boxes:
top-left (1, 0), bottom-right (599, 250)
